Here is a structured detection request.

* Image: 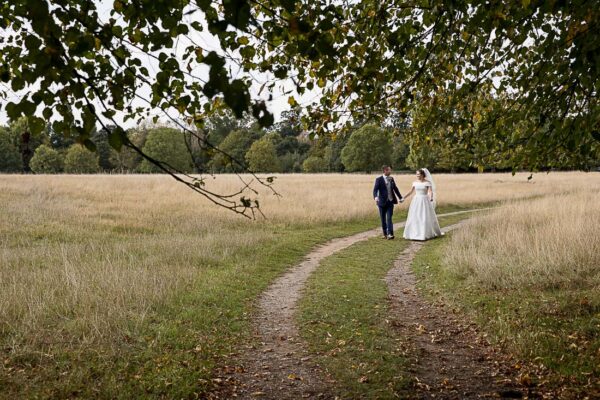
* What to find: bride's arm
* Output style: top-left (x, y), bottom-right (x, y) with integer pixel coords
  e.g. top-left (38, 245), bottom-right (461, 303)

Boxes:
top-left (404, 186), bottom-right (415, 198)
top-left (427, 186), bottom-right (433, 202)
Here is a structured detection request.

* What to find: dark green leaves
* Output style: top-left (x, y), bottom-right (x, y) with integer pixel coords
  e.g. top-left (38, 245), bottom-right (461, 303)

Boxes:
top-left (222, 0), bottom-right (251, 30)
top-left (223, 79), bottom-right (250, 118)
top-left (252, 102), bottom-right (274, 127)
top-left (107, 126), bottom-right (128, 151)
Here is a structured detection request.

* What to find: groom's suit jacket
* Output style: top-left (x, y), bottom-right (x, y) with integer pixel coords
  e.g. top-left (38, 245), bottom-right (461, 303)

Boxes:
top-left (373, 176), bottom-right (402, 207)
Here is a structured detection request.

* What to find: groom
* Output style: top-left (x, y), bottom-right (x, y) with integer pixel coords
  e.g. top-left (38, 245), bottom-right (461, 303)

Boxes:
top-left (373, 165), bottom-right (403, 240)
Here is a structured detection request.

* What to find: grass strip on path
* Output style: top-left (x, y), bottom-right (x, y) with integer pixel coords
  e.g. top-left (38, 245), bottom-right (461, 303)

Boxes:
top-left (297, 212), bottom-right (475, 399)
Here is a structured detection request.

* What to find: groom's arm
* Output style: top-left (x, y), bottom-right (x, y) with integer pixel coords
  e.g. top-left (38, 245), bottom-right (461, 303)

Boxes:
top-left (393, 183), bottom-right (402, 200)
top-left (373, 178), bottom-right (379, 202)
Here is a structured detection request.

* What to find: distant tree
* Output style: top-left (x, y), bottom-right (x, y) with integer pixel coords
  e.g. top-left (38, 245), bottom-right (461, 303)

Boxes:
top-left (29, 145), bottom-right (63, 174)
top-left (205, 109), bottom-right (252, 146)
top-left (391, 135), bottom-right (410, 171)
top-left (279, 151), bottom-right (306, 173)
top-left (245, 138), bottom-right (281, 172)
top-left (139, 128), bottom-right (194, 173)
top-left (341, 124), bottom-right (392, 173)
top-left (92, 127), bottom-right (118, 171)
top-left (324, 133), bottom-right (350, 172)
top-left (264, 131), bottom-right (311, 172)
top-left (262, 131), bottom-right (283, 148)
top-left (0, 128), bottom-right (22, 172)
top-left (405, 143), bottom-right (440, 172)
top-left (47, 124), bottom-right (74, 150)
top-left (302, 156), bottom-right (328, 173)
top-left (64, 145), bottom-right (100, 173)
top-left (189, 110), bottom-right (252, 172)
top-left (275, 136), bottom-right (310, 157)
top-left (210, 129), bottom-right (258, 172)
top-left (109, 128), bottom-right (149, 172)
top-left (272, 108), bottom-right (303, 138)
top-left (8, 117), bottom-right (49, 172)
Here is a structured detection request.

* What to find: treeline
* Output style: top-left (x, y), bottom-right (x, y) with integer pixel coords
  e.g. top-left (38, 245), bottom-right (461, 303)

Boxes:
top-left (0, 111), bottom-right (399, 174)
top-left (1, 109), bottom-right (598, 174)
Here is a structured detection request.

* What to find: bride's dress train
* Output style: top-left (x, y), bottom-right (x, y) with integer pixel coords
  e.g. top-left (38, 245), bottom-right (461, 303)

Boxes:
top-left (403, 181), bottom-right (442, 240)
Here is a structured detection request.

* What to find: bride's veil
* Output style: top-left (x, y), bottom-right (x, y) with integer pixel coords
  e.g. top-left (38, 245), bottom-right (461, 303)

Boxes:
top-left (422, 168), bottom-right (436, 209)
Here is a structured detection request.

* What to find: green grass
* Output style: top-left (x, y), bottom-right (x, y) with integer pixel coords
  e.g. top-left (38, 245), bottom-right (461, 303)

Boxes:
top-left (411, 234), bottom-right (600, 396)
top-left (298, 236), bottom-right (411, 399)
top-left (297, 212), bottom-right (476, 399)
top-left (0, 203), bottom-right (487, 399)
top-left (1, 217), bottom-right (381, 399)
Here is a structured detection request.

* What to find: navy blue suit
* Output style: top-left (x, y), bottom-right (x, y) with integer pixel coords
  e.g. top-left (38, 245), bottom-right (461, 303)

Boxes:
top-left (373, 176), bottom-right (403, 237)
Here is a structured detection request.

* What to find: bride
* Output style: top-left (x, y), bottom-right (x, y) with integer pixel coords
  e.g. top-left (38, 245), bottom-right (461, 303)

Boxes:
top-left (402, 168), bottom-right (442, 241)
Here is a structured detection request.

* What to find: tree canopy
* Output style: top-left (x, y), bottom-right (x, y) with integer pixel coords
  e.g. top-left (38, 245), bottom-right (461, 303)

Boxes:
top-left (341, 123), bottom-right (392, 173)
top-left (245, 136), bottom-right (282, 172)
top-left (139, 127), bottom-right (194, 173)
top-left (64, 144), bottom-right (100, 173)
top-left (1, 0), bottom-right (598, 214)
top-left (29, 144), bottom-right (63, 174)
top-left (0, 127), bottom-right (22, 172)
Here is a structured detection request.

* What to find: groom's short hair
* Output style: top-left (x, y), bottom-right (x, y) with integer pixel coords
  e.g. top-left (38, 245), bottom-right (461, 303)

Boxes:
top-left (382, 165), bottom-right (391, 171)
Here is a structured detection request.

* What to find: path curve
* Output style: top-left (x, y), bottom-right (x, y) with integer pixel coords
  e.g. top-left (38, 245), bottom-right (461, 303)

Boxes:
top-left (386, 222), bottom-right (527, 399)
top-left (211, 209), bottom-right (491, 399)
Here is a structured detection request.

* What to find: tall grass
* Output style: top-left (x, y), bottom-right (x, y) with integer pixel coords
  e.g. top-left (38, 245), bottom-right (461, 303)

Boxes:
top-left (0, 172), bottom-right (595, 347)
top-left (418, 185), bottom-right (600, 390)
top-left (0, 172), bottom-right (597, 397)
top-left (0, 172), bottom-right (595, 346)
top-left (444, 189), bottom-right (600, 290)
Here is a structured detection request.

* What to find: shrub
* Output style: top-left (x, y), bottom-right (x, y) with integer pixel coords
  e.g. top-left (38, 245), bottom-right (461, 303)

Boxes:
top-left (64, 145), bottom-right (100, 173)
top-left (29, 145), bottom-right (63, 174)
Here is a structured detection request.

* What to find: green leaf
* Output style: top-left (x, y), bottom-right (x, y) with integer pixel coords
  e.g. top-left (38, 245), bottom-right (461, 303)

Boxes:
top-left (223, 79), bottom-right (250, 118)
top-left (274, 67), bottom-right (288, 79)
top-left (280, 0), bottom-right (296, 12)
top-left (108, 126), bottom-right (127, 151)
top-left (223, 0), bottom-right (251, 29)
top-left (28, 116), bottom-right (45, 135)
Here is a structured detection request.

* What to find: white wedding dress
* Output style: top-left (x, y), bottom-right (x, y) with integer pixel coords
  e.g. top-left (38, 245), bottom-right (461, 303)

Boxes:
top-left (403, 181), bottom-right (442, 241)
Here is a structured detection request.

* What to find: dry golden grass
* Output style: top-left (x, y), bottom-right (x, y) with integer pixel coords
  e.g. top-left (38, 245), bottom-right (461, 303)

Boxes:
top-left (0, 171), bottom-right (596, 351)
top-left (444, 187), bottom-right (600, 290)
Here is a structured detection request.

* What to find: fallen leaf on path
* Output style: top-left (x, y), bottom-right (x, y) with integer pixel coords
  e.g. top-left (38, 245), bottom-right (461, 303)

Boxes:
top-left (287, 373), bottom-right (302, 381)
top-left (518, 373), bottom-right (532, 386)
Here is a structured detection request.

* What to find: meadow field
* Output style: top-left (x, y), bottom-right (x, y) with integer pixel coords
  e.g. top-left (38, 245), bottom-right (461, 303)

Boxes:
top-left (0, 172), bottom-right (598, 398)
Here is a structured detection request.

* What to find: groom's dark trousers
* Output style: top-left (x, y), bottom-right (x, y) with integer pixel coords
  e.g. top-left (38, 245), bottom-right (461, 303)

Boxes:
top-left (378, 201), bottom-right (394, 237)
top-left (373, 176), bottom-right (402, 237)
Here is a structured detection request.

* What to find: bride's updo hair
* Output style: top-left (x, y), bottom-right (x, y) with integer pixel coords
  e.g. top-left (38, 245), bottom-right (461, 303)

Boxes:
top-left (417, 169), bottom-right (426, 178)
